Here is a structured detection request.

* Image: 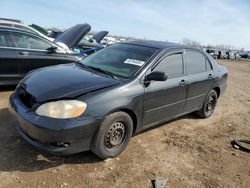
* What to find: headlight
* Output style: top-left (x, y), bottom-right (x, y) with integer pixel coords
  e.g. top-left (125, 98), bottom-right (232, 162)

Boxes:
top-left (36, 100), bottom-right (87, 119)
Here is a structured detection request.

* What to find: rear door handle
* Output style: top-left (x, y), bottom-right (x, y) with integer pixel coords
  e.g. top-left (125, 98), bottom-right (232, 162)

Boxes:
top-left (179, 79), bottom-right (188, 86)
top-left (19, 51), bottom-right (30, 56)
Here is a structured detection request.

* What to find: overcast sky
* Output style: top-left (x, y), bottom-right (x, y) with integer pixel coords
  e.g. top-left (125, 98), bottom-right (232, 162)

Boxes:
top-left (1, 0), bottom-right (250, 50)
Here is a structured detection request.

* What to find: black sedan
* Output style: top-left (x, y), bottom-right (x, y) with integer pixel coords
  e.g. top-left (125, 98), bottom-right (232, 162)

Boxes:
top-left (0, 26), bottom-right (81, 85)
top-left (9, 40), bottom-right (228, 159)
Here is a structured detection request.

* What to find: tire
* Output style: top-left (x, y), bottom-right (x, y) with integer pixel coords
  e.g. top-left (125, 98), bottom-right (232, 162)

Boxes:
top-left (91, 111), bottom-right (133, 159)
top-left (196, 90), bottom-right (218, 118)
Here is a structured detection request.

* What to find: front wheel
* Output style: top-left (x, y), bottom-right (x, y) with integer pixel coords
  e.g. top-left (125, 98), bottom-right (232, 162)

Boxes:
top-left (196, 90), bottom-right (218, 118)
top-left (91, 111), bottom-right (133, 159)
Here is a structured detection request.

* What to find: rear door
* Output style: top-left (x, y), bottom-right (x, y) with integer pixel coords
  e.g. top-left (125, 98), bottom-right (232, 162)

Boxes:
top-left (0, 29), bottom-right (21, 85)
top-left (183, 49), bottom-right (214, 112)
top-left (10, 31), bottom-right (77, 76)
top-left (143, 50), bottom-right (188, 127)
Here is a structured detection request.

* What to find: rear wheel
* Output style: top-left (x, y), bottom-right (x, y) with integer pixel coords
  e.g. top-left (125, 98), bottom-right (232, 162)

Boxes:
top-left (91, 111), bottom-right (133, 159)
top-left (196, 90), bottom-right (218, 118)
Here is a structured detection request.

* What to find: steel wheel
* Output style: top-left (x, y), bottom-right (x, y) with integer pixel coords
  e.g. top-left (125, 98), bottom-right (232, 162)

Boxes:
top-left (104, 122), bottom-right (126, 149)
top-left (196, 90), bottom-right (218, 118)
top-left (91, 111), bottom-right (133, 159)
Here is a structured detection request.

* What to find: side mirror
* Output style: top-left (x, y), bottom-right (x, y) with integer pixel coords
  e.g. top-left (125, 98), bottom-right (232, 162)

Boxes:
top-left (47, 45), bottom-right (57, 54)
top-left (146, 71), bottom-right (168, 81)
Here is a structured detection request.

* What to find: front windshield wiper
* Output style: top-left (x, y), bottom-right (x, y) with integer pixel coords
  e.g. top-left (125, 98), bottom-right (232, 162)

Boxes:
top-left (87, 66), bottom-right (117, 79)
top-left (75, 62), bottom-right (95, 72)
top-left (76, 62), bottom-right (117, 79)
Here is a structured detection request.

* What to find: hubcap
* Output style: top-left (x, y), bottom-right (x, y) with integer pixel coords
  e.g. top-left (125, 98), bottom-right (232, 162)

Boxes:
top-left (105, 122), bottom-right (125, 149)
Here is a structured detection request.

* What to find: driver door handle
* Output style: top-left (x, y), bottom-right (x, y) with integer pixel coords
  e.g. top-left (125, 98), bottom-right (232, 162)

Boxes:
top-left (19, 51), bottom-right (30, 56)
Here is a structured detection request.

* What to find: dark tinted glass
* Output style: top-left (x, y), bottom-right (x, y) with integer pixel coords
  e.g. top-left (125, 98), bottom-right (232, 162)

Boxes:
top-left (154, 53), bottom-right (183, 78)
top-left (185, 50), bottom-right (206, 74)
top-left (80, 44), bottom-right (158, 78)
top-left (11, 32), bottom-right (51, 49)
top-left (0, 30), bottom-right (13, 47)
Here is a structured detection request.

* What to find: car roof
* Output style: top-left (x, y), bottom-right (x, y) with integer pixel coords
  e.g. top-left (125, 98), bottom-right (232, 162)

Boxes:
top-left (125, 40), bottom-right (189, 50)
top-left (0, 25), bottom-right (36, 35)
top-left (0, 19), bottom-right (24, 26)
top-left (0, 18), bottom-right (23, 23)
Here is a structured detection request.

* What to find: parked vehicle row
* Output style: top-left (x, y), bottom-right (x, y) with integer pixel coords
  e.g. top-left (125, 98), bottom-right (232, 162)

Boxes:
top-left (205, 49), bottom-right (242, 60)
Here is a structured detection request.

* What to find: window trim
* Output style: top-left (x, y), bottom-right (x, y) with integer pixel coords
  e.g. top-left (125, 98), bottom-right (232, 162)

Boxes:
top-left (0, 45), bottom-right (49, 52)
top-left (205, 57), bottom-right (213, 70)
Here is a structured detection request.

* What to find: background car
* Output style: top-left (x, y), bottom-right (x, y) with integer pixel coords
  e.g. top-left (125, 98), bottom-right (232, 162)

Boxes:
top-left (77, 31), bottom-right (109, 55)
top-left (0, 18), bottom-right (93, 53)
top-left (0, 18), bottom-right (54, 41)
top-left (0, 26), bottom-right (81, 85)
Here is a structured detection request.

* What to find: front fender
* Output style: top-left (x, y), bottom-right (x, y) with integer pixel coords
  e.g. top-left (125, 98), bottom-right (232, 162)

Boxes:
top-left (78, 80), bottom-right (145, 131)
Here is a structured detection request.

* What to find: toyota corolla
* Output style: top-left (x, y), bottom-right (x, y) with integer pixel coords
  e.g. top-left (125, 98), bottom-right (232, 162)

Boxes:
top-left (9, 40), bottom-right (228, 159)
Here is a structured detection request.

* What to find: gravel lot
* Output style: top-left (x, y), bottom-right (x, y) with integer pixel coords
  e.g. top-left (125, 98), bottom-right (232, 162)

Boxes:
top-left (0, 60), bottom-right (249, 188)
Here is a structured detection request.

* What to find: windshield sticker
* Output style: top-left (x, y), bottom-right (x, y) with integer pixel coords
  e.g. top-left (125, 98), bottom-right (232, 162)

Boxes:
top-left (124, 59), bottom-right (145, 66)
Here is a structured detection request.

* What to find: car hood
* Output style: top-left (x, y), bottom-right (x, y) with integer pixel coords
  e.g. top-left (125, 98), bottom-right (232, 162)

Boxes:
top-left (20, 64), bottom-right (121, 102)
top-left (78, 42), bottom-right (104, 49)
top-left (54, 24), bottom-right (91, 48)
top-left (92, 31), bottom-right (109, 43)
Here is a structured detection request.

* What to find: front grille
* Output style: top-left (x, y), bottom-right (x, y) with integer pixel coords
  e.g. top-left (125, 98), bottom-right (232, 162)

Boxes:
top-left (18, 87), bottom-right (37, 108)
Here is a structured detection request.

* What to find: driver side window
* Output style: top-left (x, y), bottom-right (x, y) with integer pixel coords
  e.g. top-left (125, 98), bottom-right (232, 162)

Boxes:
top-left (153, 53), bottom-right (183, 79)
top-left (10, 31), bottom-right (51, 50)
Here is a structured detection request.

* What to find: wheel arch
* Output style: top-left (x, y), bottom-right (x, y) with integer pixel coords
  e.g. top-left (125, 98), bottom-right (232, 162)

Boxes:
top-left (106, 108), bottom-right (138, 134)
top-left (213, 87), bottom-right (221, 98)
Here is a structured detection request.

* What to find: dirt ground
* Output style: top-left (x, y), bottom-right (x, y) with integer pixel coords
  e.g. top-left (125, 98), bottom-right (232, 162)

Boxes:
top-left (0, 60), bottom-right (249, 188)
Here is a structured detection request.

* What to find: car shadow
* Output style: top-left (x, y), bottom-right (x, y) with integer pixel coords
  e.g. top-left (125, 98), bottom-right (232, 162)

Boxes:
top-left (0, 85), bottom-right (16, 92)
top-left (0, 108), bottom-right (102, 173)
top-left (134, 113), bottom-right (200, 136)
top-left (0, 106), bottom-right (200, 172)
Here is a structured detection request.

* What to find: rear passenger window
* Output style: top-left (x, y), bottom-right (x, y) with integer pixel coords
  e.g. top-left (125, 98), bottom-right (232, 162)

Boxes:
top-left (0, 30), bottom-right (13, 47)
top-left (185, 50), bottom-right (206, 74)
top-left (154, 53), bottom-right (183, 78)
top-left (11, 32), bottom-right (51, 50)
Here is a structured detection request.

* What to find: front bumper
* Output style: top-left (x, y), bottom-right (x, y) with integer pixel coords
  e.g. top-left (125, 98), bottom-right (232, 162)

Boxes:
top-left (9, 93), bottom-right (102, 155)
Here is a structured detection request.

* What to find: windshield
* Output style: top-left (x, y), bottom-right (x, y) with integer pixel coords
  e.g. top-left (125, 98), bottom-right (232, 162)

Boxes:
top-left (79, 43), bottom-right (158, 79)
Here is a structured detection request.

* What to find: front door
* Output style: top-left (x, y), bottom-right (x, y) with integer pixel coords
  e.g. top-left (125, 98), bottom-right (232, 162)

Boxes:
top-left (10, 30), bottom-right (76, 77)
top-left (0, 30), bottom-right (21, 85)
top-left (143, 50), bottom-right (188, 127)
